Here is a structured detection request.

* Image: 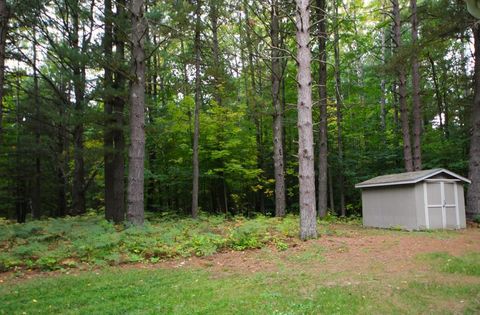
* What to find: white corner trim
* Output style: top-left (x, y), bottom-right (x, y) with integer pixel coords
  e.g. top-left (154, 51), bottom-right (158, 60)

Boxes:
top-left (441, 182), bottom-right (446, 229)
top-left (454, 182), bottom-right (460, 229)
top-left (423, 182), bottom-right (429, 229)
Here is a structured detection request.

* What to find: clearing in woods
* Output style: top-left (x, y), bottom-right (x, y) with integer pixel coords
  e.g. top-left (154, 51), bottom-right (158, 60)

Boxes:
top-left (1, 223), bottom-right (480, 314)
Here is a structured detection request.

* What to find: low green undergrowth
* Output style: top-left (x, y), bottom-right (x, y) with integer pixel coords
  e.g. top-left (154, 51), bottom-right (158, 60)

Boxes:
top-left (419, 252), bottom-right (480, 276)
top-left (0, 213), bottom-right (312, 271)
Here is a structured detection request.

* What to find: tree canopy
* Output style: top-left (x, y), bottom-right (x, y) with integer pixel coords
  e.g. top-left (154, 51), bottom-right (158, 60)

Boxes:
top-left (0, 0), bottom-right (479, 225)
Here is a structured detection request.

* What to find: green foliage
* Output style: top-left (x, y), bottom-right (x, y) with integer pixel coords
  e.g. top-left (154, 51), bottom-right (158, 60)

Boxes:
top-left (0, 214), bottom-right (302, 271)
top-left (1, 0), bottom-right (475, 221)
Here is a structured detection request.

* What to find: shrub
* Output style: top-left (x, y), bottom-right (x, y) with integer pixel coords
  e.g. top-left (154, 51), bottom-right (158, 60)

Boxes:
top-left (472, 215), bottom-right (480, 224)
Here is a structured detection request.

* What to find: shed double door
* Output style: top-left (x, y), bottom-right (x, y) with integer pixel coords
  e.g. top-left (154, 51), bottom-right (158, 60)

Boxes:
top-left (424, 181), bottom-right (460, 229)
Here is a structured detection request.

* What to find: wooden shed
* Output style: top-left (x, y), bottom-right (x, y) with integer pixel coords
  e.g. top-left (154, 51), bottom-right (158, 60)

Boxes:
top-left (355, 169), bottom-right (471, 230)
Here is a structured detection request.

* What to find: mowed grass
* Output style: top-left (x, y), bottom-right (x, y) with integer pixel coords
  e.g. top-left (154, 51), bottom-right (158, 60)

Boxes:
top-left (1, 264), bottom-right (479, 315)
top-left (420, 252), bottom-right (480, 276)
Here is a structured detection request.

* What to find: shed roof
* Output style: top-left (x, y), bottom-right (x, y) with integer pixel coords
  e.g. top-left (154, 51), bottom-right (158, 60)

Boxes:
top-left (355, 168), bottom-right (471, 189)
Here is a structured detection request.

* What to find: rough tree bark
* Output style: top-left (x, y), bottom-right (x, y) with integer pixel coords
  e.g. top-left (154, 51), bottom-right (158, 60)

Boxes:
top-left (127, 0), bottom-right (146, 225)
top-left (271, 0), bottom-right (286, 217)
top-left (104, 0), bottom-right (126, 223)
top-left (296, 0), bottom-right (317, 240)
top-left (467, 24), bottom-right (480, 218)
top-left (316, 0), bottom-right (328, 218)
top-left (104, 0), bottom-right (114, 221)
top-left (112, 0), bottom-right (126, 222)
top-left (15, 71), bottom-right (26, 223)
top-left (428, 55), bottom-right (445, 136)
top-left (410, 0), bottom-right (422, 170)
top-left (192, 0), bottom-right (201, 219)
top-left (392, 0), bottom-right (413, 172)
top-left (71, 3), bottom-right (86, 215)
top-left (0, 0), bottom-right (8, 144)
top-left (210, 0), bottom-right (222, 107)
top-left (244, 0), bottom-right (264, 213)
top-left (334, 0), bottom-right (345, 216)
top-left (380, 1), bottom-right (387, 135)
top-left (32, 26), bottom-right (41, 219)
top-left (57, 91), bottom-right (68, 218)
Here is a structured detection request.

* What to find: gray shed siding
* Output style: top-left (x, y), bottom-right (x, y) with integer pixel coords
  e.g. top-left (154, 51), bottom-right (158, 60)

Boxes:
top-left (362, 185), bottom-right (418, 229)
top-left (362, 180), bottom-right (467, 230)
top-left (414, 183), bottom-right (427, 228)
top-left (357, 169), bottom-right (469, 230)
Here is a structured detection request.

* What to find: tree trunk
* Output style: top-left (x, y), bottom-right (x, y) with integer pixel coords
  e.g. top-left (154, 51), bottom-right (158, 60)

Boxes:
top-left (57, 119), bottom-right (67, 218)
top-left (243, 1), bottom-right (263, 213)
top-left (71, 5), bottom-right (86, 215)
top-left (328, 167), bottom-right (335, 211)
top-left (104, 0), bottom-right (115, 220)
top-left (467, 24), bottom-right (480, 218)
top-left (210, 0), bottom-right (222, 107)
top-left (146, 29), bottom-right (157, 212)
top-left (316, 0), bottom-right (328, 218)
top-left (428, 55), bottom-right (445, 136)
top-left (296, 0), bottom-right (317, 240)
top-left (57, 77), bottom-right (68, 217)
top-left (15, 71), bottom-right (26, 223)
top-left (333, 0), bottom-right (345, 216)
top-left (127, 0), bottom-right (146, 225)
top-left (104, 0), bottom-right (126, 223)
top-left (0, 0), bottom-right (7, 144)
top-left (392, 80), bottom-right (399, 131)
top-left (392, 0), bottom-right (413, 172)
top-left (271, 0), bottom-right (286, 217)
top-left (410, 0), bottom-right (422, 171)
top-left (32, 26), bottom-right (41, 220)
top-left (380, 2), bottom-right (387, 135)
top-left (112, 0), bottom-right (126, 222)
top-left (192, 0), bottom-right (201, 219)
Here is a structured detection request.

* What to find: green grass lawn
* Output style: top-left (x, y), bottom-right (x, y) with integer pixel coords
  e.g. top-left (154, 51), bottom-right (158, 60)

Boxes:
top-left (1, 263), bottom-right (479, 315)
top-left (1, 214), bottom-right (480, 314)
